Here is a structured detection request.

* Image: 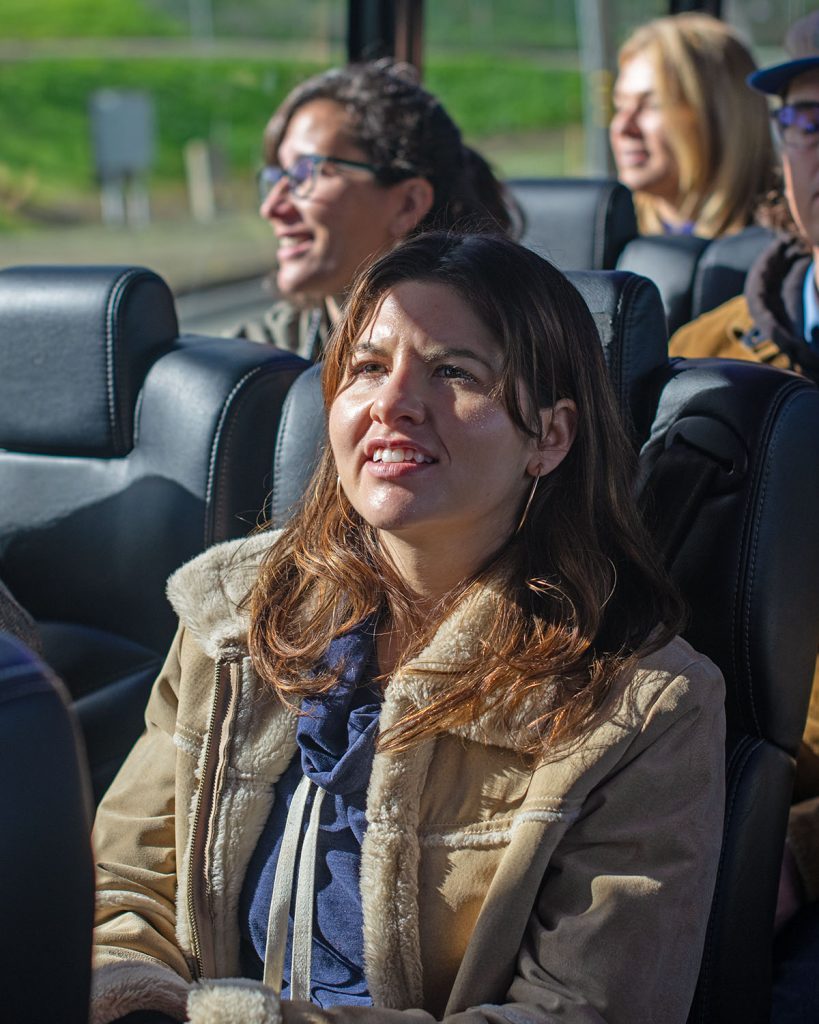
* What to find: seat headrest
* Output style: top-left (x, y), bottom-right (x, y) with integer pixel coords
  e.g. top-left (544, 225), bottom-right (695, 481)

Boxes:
top-left (269, 363), bottom-right (325, 528)
top-left (0, 265), bottom-right (178, 456)
top-left (691, 226), bottom-right (775, 320)
top-left (616, 234), bottom-right (711, 335)
top-left (269, 269), bottom-right (668, 527)
top-left (639, 358), bottom-right (819, 750)
top-left (566, 269), bottom-right (668, 442)
top-left (508, 178), bottom-right (637, 270)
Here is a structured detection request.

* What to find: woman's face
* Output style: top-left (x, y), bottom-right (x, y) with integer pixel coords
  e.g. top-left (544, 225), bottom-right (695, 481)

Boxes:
top-left (329, 280), bottom-right (556, 556)
top-left (610, 53), bottom-right (680, 204)
top-left (260, 98), bottom-right (422, 301)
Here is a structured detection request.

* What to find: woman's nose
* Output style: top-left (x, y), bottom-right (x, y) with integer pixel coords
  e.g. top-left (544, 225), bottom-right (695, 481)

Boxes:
top-left (612, 106), bottom-right (641, 139)
top-left (259, 179), bottom-right (295, 221)
top-left (370, 370), bottom-right (426, 425)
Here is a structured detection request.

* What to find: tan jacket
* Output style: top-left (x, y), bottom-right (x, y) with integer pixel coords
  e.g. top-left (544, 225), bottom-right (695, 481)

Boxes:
top-left (92, 533), bottom-right (726, 1024)
top-left (668, 295), bottom-right (792, 369)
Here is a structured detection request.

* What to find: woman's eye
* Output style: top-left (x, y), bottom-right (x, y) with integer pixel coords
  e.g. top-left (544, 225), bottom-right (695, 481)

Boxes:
top-left (436, 364), bottom-right (476, 382)
top-left (349, 361), bottom-right (385, 377)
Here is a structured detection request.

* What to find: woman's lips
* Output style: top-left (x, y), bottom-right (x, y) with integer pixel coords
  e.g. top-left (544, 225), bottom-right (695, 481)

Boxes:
top-left (276, 234), bottom-right (313, 260)
top-left (365, 458), bottom-right (435, 479)
top-left (616, 149), bottom-right (650, 168)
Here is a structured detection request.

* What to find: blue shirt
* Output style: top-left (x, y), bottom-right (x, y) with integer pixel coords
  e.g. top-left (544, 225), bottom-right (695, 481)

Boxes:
top-left (239, 622), bottom-right (381, 1006)
top-left (803, 260), bottom-right (819, 349)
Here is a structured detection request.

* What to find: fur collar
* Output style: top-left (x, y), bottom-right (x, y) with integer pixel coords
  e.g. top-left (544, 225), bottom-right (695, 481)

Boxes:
top-left (166, 531), bottom-right (278, 661)
top-left (167, 534), bottom-right (557, 750)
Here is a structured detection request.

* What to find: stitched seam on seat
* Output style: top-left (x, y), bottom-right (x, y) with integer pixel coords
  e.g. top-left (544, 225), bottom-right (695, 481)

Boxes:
top-left (203, 365), bottom-right (268, 545)
top-left (104, 268), bottom-right (144, 452)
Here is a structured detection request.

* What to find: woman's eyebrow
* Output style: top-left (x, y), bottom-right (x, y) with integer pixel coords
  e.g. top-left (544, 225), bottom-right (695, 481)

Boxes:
top-left (351, 340), bottom-right (497, 372)
top-left (422, 345), bottom-right (497, 371)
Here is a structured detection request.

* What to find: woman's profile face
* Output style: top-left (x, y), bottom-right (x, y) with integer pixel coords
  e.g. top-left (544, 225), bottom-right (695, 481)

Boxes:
top-left (610, 52), bottom-right (680, 205)
top-left (328, 281), bottom-right (541, 552)
top-left (260, 98), bottom-right (418, 301)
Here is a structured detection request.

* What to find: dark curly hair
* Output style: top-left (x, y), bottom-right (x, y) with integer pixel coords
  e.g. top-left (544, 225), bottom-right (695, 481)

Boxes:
top-left (263, 60), bottom-right (519, 237)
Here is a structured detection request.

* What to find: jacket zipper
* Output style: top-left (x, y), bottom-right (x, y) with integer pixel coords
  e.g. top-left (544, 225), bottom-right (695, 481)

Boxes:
top-left (186, 660), bottom-right (227, 979)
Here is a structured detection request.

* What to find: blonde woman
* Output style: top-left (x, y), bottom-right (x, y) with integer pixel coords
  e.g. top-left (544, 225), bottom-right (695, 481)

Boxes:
top-left (610, 13), bottom-right (776, 238)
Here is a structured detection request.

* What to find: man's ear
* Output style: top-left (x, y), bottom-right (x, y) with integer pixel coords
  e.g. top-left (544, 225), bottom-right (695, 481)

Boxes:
top-left (526, 399), bottom-right (578, 477)
top-left (389, 177), bottom-right (435, 238)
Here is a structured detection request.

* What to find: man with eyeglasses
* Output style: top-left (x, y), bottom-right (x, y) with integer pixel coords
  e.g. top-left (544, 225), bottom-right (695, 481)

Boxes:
top-left (670, 10), bottom-right (819, 382)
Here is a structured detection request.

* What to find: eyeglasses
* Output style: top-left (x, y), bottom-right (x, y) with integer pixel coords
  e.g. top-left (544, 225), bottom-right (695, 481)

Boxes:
top-left (257, 154), bottom-right (379, 201)
top-left (771, 102), bottom-right (819, 150)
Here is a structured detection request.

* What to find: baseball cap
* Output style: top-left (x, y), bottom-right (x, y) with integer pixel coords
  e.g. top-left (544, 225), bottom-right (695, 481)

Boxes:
top-left (749, 10), bottom-right (819, 96)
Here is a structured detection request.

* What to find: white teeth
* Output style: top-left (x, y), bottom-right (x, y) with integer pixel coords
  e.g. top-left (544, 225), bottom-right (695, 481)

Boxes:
top-left (372, 447), bottom-right (432, 464)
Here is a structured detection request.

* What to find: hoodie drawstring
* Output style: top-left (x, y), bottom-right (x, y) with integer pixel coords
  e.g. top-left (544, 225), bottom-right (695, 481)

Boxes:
top-left (263, 773), bottom-right (326, 1000)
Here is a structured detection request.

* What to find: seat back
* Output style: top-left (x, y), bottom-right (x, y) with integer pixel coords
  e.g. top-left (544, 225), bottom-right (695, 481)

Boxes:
top-left (691, 225), bottom-right (775, 320)
top-left (0, 265), bottom-right (308, 796)
top-left (617, 233), bottom-right (711, 334)
top-left (268, 268), bottom-right (669, 527)
top-left (508, 178), bottom-right (638, 270)
top-left (0, 632), bottom-right (93, 1024)
top-left (637, 357), bottom-right (819, 1023)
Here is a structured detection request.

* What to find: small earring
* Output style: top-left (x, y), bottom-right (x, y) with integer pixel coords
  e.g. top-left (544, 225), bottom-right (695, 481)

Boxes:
top-left (516, 474), bottom-right (541, 534)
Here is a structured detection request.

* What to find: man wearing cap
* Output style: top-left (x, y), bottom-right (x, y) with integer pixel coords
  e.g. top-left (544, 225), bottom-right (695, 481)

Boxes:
top-left (670, 9), bottom-right (819, 383)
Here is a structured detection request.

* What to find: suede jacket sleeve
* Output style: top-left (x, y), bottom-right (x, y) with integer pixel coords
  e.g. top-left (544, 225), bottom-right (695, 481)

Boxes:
top-left (92, 626), bottom-right (194, 1024)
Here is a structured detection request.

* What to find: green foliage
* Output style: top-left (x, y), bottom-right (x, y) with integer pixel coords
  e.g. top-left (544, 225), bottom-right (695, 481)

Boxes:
top-left (0, 56), bottom-right (581, 200)
top-left (0, 59), bottom-right (324, 192)
top-left (2, 0), bottom-right (183, 38)
top-left (426, 0), bottom-right (577, 50)
top-left (426, 56), bottom-right (581, 137)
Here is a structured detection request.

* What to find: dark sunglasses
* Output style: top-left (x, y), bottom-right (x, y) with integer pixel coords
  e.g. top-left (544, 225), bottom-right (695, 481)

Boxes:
top-left (771, 102), bottom-right (819, 149)
top-left (257, 154), bottom-right (379, 201)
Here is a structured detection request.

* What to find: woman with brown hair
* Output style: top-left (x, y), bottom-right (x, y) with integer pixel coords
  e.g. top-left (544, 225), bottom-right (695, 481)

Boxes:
top-left (610, 13), bottom-right (776, 238)
top-left (91, 233), bottom-right (725, 1024)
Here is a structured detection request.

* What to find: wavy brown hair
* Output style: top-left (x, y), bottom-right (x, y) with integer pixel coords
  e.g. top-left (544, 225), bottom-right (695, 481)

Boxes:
top-left (248, 233), bottom-right (685, 757)
top-left (263, 59), bottom-right (518, 238)
top-left (618, 13), bottom-right (777, 238)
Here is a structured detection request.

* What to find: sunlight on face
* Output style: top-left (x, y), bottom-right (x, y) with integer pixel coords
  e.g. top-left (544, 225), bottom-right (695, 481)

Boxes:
top-left (328, 280), bottom-right (539, 555)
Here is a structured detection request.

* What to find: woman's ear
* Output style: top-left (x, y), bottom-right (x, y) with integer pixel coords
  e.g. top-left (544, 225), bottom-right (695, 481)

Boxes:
top-left (389, 178), bottom-right (435, 238)
top-left (527, 399), bottom-right (578, 477)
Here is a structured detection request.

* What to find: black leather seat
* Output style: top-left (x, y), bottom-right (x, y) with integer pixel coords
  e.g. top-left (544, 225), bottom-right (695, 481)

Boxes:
top-left (0, 265), bottom-right (308, 798)
top-left (508, 178), bottom-right (638, 270)
top-left (616, 225), bottom-right (776, 336)
top-left (690, 225), bottom-right (775, 320)
top-left (637, 357), bottom-right (819, 1023)
top-left (617, 233), bottom-right (711, 334)
top-left (0, 631), bottom-right (94, 1024)
top-left (268, 268), bottom-right (669, 527)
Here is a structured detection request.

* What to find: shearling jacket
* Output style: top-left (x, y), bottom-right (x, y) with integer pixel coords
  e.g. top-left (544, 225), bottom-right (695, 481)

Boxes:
top-left (92, 532), bottom-right (726, 1024)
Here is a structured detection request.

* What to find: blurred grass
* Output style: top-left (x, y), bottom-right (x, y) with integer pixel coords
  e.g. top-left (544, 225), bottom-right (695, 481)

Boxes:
top-left (2, 0), bottom-right (183, 38)
top-left (0, 53), bottom-right (581, 228)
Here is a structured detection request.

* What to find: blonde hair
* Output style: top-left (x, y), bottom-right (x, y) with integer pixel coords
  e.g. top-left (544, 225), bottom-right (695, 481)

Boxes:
top-left (618, 13), bottom-right (776, 238)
